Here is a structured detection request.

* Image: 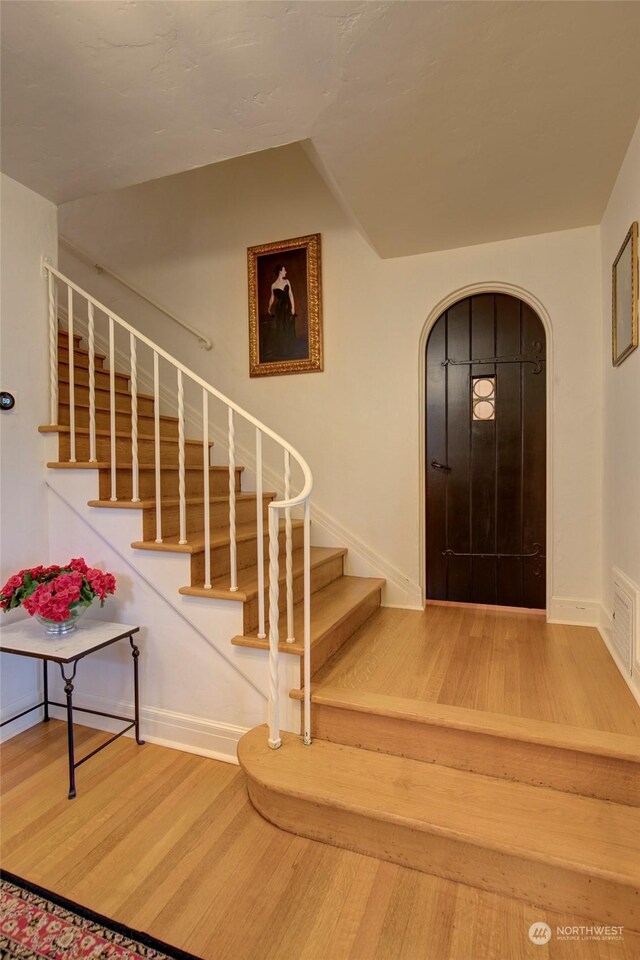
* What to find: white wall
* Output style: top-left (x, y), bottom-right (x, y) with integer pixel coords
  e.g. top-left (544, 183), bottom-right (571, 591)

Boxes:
top-left (599, 119), bottom-right (640, 680)
top-left (42, 475), bottom-right (263, 761)
top-left (59, 144), bottom-right (603, 615)
top-left (0, 174), bottom-right (57, 736)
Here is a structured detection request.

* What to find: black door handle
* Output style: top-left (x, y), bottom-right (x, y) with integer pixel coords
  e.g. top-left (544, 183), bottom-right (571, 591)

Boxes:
top-left (431, 459), bottom-right (451, 471)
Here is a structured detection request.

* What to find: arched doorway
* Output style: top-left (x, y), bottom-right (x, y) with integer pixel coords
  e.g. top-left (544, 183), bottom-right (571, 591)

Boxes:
top-left (425, 292), bottom-right (546, 609)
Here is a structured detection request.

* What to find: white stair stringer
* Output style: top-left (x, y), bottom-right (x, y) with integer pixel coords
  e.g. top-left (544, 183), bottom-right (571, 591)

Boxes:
top-left (42, 445), bottom-right (302, 746)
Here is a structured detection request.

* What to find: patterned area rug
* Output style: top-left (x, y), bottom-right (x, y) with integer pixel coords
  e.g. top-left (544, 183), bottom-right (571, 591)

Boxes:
top-left (0, 871), bottom-right (202, 960)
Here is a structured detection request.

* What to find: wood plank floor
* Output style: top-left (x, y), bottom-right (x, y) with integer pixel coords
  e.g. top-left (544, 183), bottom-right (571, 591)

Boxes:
top-left (311, 606), bottom-right (640, 735)
top-left (2, 721), bottom-right (639, 960)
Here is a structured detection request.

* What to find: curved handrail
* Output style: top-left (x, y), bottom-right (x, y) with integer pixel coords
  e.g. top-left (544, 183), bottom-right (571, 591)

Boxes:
top-left (45, 259), bottom-right (312, 751)
top-left (44, 260), bottom-right (312, 508)
top-left (59, 236), bottom-right (214, 352)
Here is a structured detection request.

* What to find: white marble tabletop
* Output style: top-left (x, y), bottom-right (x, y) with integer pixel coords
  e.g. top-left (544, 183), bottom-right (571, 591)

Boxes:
top-left (0, 618), bottom-right (139, 662)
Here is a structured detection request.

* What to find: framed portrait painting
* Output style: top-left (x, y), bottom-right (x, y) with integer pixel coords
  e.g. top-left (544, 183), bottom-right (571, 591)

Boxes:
top-left (248, 233), bottom-right (323, 377)
top-left (612, 221), bottom-right (638, 366)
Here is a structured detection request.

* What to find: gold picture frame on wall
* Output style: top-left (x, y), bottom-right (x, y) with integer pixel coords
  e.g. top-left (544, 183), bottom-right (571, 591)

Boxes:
top-left (248, 234), bottom-right (323, 377)
top-left (612, 220), bottom-right (638, 366)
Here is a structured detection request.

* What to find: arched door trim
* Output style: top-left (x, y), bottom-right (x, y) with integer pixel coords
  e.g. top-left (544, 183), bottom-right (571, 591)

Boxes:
top-left (418, 281), bottom-right (554, 616)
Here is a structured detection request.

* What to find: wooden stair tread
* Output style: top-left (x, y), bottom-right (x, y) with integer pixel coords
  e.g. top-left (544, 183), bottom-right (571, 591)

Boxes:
top-left (179, 546), bottom-right (347, 602)
top-left (38, 423), bottom-right (208, 447)
top-left (58, 401), bottom-right (177, 423)
top-left (131, 518), bottom-right (303, 554)
top-left (47, 461), bottom-right (110, 469)
top-left (50, 462), bottom-right (242, 472)
top-left (232, 576), bottom-right (385, 655)
top-left (87, 492), bottom-right (276, 510)
top-left (239, 726), bottom-right (640, 884)
top-left (57, 375), bottom-right (152, 400)
top-left (58, 365), bottom-right (130, 381)
top-left (57, 346), bottom-right (107, 360)
top-left (39, 424), bottom-right (209, 446)
top-left (295, 687), bottom-right (640, 764)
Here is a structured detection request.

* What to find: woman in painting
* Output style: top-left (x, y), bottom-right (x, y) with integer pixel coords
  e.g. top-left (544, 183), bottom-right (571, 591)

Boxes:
top-left (268, 265), bottom-right (296, 357)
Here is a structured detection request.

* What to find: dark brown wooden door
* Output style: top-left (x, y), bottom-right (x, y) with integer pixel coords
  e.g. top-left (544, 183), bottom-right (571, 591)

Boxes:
top-left (426, 293), bottom-right (546, 608)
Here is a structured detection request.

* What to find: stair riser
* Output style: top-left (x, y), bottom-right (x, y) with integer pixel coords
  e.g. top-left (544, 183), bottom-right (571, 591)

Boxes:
top-left (311, 707), bottom-right (640, 806)
top-left (99, 468), bottom-right (242, 500)
top-left (243, 555), bottom-right (344, 633)
top-left (190, 526), bottom-right (304, 582)
top-left (58, 404), bottom-right (179, 437)
top-left (142, 496), bottom-right (271, 541)
top-left (247, 781), bottom-right (639, 932)
top-left (57, 331), bottom-right (82, 349)
top-left (59, 363), bottom-right (130, 391)
top-left (304, 590), bottom-right (382, 684)
top-left (59, 384), bottom-right (155, 415)
top-left (59, 434), bottom-right (204, 467)
top-left (57, 347), bottom-right (106, 371)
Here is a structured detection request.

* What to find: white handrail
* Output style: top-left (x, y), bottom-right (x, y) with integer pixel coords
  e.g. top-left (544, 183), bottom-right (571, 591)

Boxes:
top-left (44, 260), bottom-right (312, 751)
top-left (45, 263), bottom-right (313, 509)
top-left (59, 236), bottom-right (213, 351)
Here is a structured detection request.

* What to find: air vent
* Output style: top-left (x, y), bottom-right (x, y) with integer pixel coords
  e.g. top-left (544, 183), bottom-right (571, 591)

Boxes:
top-left (612, 569), bottom-right (637, 676)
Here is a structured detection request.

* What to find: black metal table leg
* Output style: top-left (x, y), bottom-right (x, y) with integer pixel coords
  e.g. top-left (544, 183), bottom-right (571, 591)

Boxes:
top-left (60, 661), bottom-right (78, 799)
top-left (43, 660), bottom-right (49, 722)
top-left (129, 636), bottom-right (145, 745)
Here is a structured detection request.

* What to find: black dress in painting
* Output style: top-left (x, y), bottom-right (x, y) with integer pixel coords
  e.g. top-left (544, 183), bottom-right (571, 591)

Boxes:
top-left (259, 284), bottom-right (309, 363)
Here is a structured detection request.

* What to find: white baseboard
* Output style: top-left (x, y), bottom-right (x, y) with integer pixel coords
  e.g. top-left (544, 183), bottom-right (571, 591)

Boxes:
top-left (310, 507), bottom-right (423, 609)
top-left (547, 597), bottom-right (602, 626)
top-left (0, 692), bottom-right (44, 742)
top-left (598, 605), bottom-right (640, 709)
top-left (48, 692), bottom-right (246, 764)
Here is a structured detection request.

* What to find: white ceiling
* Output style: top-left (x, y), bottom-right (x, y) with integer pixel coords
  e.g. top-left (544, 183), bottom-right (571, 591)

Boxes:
top-left (2, 0), bottom-right (640, 257)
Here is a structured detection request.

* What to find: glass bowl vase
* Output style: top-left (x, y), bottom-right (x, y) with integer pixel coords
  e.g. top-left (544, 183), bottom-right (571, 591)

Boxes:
top-left (34, 605), bottom-right (88, 637)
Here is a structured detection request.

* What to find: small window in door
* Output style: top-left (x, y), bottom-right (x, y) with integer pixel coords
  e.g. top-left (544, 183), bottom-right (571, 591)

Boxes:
top-left (472, 376), bottom-right (496, 421)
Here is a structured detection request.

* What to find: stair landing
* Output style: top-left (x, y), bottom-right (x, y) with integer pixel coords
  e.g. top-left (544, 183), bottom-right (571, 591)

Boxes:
top-left (295, 605), bottom-right (640, 805)
top-left (308, 604), bottom-right (640, 735)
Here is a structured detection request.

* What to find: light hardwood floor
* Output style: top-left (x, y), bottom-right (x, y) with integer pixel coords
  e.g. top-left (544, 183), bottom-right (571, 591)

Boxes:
top-left (311, 606), bottom-right (640, 735)
top-left (2, 721), bottom-right (638, 960)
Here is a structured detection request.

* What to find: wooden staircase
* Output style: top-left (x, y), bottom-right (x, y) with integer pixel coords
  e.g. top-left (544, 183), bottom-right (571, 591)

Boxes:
top-left (41, 328), bottom-right (385, 697)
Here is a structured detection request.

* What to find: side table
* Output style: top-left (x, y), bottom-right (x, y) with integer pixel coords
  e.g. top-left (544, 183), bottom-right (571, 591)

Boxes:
top-left (0, 618), bottom-right (145, 798)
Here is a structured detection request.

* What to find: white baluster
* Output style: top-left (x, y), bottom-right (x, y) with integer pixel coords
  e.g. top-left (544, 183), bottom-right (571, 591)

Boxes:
top-left (48, 272), bottom-right (57, 425)
top-left (88, 303), bottom-right (96, 463)
top-left (177, 370), bottom-right (186, 544)
top-left (255, 429), bottom-right (266, 639)
top-left (130, 333), bottom-right (139, 501)
top-left (153, 351), bottom-right (162, 541)
top-left (303, 498), bottom-right (312, 745)
top-left (228, 408), bottom-right (238, 592)
top-left (109, 316), bottom-right (116, 498)
top-left (67, 288), bottom-right (76, 462)
top-left (268, 506), bottom-right (282, 749)
top-left (202, 390), bottom-right (212, 588)
top-left (284, 450), bottom-right (294, 643)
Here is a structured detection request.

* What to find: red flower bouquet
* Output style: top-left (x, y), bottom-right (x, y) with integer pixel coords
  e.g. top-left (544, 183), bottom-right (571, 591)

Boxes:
top-left (0, 558), bottom-right (116, 623)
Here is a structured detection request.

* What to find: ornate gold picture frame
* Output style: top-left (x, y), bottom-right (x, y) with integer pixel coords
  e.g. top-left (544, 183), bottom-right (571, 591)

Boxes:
top-left (248, 234), bottom-right (323, 377)
top-left (612, 221), bottom-right (638, 367)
